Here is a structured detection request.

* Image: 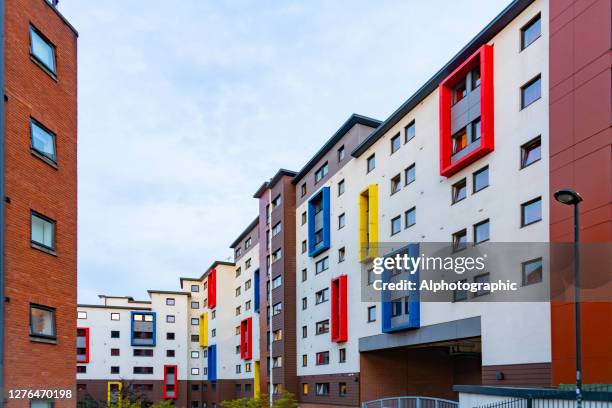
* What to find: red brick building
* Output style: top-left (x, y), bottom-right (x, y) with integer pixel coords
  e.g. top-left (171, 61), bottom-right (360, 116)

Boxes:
top-left (1, 0), bottom-right (77, 406)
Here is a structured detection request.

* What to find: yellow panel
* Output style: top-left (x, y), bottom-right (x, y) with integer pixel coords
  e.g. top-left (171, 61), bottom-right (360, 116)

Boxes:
top-left (199, 312), bottom-right (208, 348)
top-left (368, 184), bottom-right (379, 259)
top-left (358, 188), bottom-right (369, 261)
top-left (254, 360), bottom-right (261, 398)
top-left (107, 381), bottom-right (122, 406)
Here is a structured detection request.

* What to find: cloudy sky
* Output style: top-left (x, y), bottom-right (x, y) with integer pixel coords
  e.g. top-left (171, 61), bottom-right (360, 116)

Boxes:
top-left (59, 0), bottom-right (511, 303)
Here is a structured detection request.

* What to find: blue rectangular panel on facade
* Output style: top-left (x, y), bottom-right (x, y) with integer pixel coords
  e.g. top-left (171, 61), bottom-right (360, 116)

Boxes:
top-left (381, 243), bottom-right (420, 333)
top-left (208, 344), bottom-right (217, 380)
top-left (254, 269), bottom-right (260, 313)
top-left (307, 186), bottom-right (331, 257)
top-left (130, 311), bottom-right (156, 347)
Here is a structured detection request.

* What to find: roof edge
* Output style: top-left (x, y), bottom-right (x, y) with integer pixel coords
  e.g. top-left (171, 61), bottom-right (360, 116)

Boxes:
top-left (229, 217), bottom-right (259, 249)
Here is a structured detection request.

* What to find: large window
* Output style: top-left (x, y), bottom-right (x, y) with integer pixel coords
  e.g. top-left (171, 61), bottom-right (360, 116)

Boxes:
top-left (521, 75), bottom-right (541, 109)
top-left (521, 14), bottom-right (541, 50)
top-left (29, 25), bottom-right (56, 75)
top-left (473, 166), bottom-right (489, 193)
top-left (31, 211), bottom-right (55, 250)
top-left (315, 162), bottom-right (329, 183)
top-left (405, 207), bottom-right (416, 228)
top-left (452, 178), bottom-right (467, 204)
top-left (315, 257), bottom-right (329, 274)
top-left (316, 351), bottom-right (329, 366)
top-left (521, 136), bottom-right (541, 168)
top-left (316, 383), bottom-right (330, 396)
top-left (315, 288), bottom-right (329, 304)
top-left (30, 304), bottom-right (56, 340)
top-left (521, 197), bottom-right (542, 226)
top-left (474, 219), bottom-right (490, 244)
top-left (405, 121), bottom-right (416, 142)
top-left (390, 133), bottom-right (401, 154)
top-left (315, 319), bottom-right (329, 335)
top-left (30, 119), bottom-right (56, 163)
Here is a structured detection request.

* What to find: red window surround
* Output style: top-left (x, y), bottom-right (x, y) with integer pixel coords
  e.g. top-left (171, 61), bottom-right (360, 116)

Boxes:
top-left (207, 268), bottom-right (217, 309)
top-left (439, 44), bottom-right (494, 177)
top-left (331, 275), bottom-right (348, 343)
top-left (240, 317), bottom-right (253, 360)
top-left (76, 327), bottom-right (89, 363)
top-left (163, 364), bottom-right (178, 399)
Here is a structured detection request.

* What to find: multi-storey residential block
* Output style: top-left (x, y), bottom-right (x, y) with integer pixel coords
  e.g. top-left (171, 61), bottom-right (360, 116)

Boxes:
top-left (1, 0), bottom-right (78, 406)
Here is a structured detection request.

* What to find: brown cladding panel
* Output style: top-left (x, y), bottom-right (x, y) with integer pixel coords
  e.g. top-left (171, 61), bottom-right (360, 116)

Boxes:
top-left (298, 373), bottom-right (360, 407)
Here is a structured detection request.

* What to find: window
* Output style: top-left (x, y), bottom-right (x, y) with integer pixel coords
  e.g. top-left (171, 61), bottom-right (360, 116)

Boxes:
top-left (302, 383), bottom-right (309, 395)
top-left (367, 306), bottom-right (376, 322)
top-left (521, 75), bottom-right (541, 109)
top-left (474, 219), bottom-right (490, 244)
top-left (391, 133), bottom-right (401, 154)
top-left (76, 366), bottom-right (86, 374)
top-left (405, 121), bottom-right (416, 142)
top-left (405, 163), bottom-right (416, 185)
top-left (316, 319), bottom-right (330, 335)
top-left (30, 212), bottom-right (55, 250)
top-left (245, 300), bottom-right (251, 310)
top-left (272, 356), bottom-right (282, 368)
top-left (453, 279), bottom-right (468, 302)
top-left (315, 162), bottom-right (329, 183)
top-left (235, 247), bottom-right (242, 258)
top-left (302, 354), bottom-right (308, 367)
top-left (316, 351), bottom-right (330, 365)
top-left (191, 335), bottom-right (199, 342)
top-left (453, 229), bottom-right (467, 252)
top-left (522, 258), bottom-right (543, 286)
top-left (302, 297), bottom-right (308, 310)
top-left (315, 288), bottom-right (329, 304)
top-left (301, 212), bottom-right (307, 225)
top-left (272, 302), bottom-right (282, 316)
top-left (191, 285), bottom-right (199, 292)
top-left (302, 325), bottom-right (307, 338)
top-left (77, 311), bottom-right (87, 319)
top-left (245, 279), bottom-right (252, 290)
top-left (452, 179), bottom-right (467, 204)
top-left (272, 194), bottom-right (282, 208)
top-left (391, 215), bottom-right (401, 236)
top-left (472, 118), bottom-right (481, 141)
top-left (301, 268), bottom-right (307, 282)
top-left (391, 174), bottom-right (401, 195)
top-left (338, 247), bottom-right (345, 263)
top-left (29, 25), bottom-right (56, 75)
top-left (191, 301), bottom-right (199, 309)
top-left (245, 237), bottom-right (252, 249)
top-left (301, 183), bottom-right (307, 197)
top-left (246, 363), bottom-right (252, 372)
top-left (191, 318), bottom-right (199, 326)
top-left (338, 179), bottom-right (345, 195)
top-left (212, 328), bottom-right (216, 337)
top-left (521, 136), bottom-right (541, 168)
top-left (452, 128), bottom-right (467, 155)
top-left (339, 348), bottom-right (346, 363)
top-left (133, 367), bottom-right (154, 375)
top-left (167, 332), bottom-right (175, 340)
top-left (235, 267), bottom-right (241, 277)
top-left (338, 213), bottom-right (346, 229)
top-left (315, 257), bottom-right (329, 274)
top-left (521, 14), bottom-right (541, 50)
top-left (133, 349), bottom-right (154, 357)
top-left (452, 78), bottom-right (467, 104)
top-left (338, 145), bottom-right (345, 161)
top-left (166, 315), bottom-right (175, 323)
top-left (166, 298), bottom-right (175, 306)
top-left (235, 286), bottom-right (241, 297)
top-left (110, 348), bottom-right (120, 356)
top-left (521, 197), bottom-right (542, 226)
top-left (367, 268), bottom-right (375, 285)
top-left (405, 207), bottom-right (416, 228)
top-left (111, 330), bottom-right (120, 338)
top-left (191, 351), bottom-right (199, 359)
top-left (301, 240), bottom-right (307, 253)
top-left (316, 383), bottom-right (330, 396)
top-left (235, 306), bottom-right (241, 316)
top-left (473, 166), bottom-right (489, 193)
top-left (30, 119), bottom-right (56, 163)
top-left (473, 273), bottom-right (491, 297)
top-left (236, 364), bottom-right (242, 373)
top-left (191, 368), bottom-right (200, 375)
top-left (272, 222), bottom-right (282, 237)
top-left (339, 382), bottom-right (347, 397)
top-left (30, 304), bottom-right (56, 340)
top-left (367, 154), bottom-right (376, 173)
top-left (471, 66), bottom-right (481, 89)
top-left (109, 312), bottom-right (120, 321)
top-left (272, 275), bottom-right (282, 289)
top-left (273, 329), bottom-right (282, 341)
top-left (391, 298), bottom-right (402, 317)
top-left (272, 248), bottom-right (282, 263)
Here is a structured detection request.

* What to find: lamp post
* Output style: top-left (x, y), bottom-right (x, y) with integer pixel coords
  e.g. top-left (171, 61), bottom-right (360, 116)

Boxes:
top-left (553, 189), bottom-right (583, 407)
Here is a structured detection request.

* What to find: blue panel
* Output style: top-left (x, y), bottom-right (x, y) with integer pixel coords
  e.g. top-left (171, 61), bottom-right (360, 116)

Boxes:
top-left (208, 344), bottom-right (217, 380)
top-left (254, 269), bottom-right (260, 313)
top-left (130, 311), bottom-right (156, 347)
top-left (381, 244), bottom-right (420, 333)
top-left (308, 186), bottom-right (331, 257)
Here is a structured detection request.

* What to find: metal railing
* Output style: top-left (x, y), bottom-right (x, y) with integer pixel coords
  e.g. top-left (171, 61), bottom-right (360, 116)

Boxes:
top-left (362, 396), bottom-right (459, 408)
top-left (473, 385), bottom-right (612, 408)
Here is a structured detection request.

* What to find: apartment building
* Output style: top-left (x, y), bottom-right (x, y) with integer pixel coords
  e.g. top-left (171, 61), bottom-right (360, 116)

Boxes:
top-left (0, 0), bottom-right (78, 407)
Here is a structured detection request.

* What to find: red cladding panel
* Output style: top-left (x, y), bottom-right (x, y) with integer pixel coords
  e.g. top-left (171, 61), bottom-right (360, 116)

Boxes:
top-left (331, 275), bottom-right (348, 343)
top-left (76, 328), bottom-right (89, 364)
top-left (163, 364), bottom-right (178, 399)
top-left (208, 269), bottom-right (217, 309)
top-left (439, 44), bottom-right (494, 177)
top-left (240, 317), bottom-right (253, 360)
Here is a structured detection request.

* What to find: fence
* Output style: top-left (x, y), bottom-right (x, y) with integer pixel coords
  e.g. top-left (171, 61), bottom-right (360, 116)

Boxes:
top-left (362, 396), bottom-right (459, 408)
top-left (473, 385), bottom-right (612, 408)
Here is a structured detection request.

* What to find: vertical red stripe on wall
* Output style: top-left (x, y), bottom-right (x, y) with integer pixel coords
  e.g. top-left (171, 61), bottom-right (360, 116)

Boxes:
top-left (331, 275), bottom-right (348, 342)
top-left (77, 327), bottom-right (89, 363)
top-left (240, 317), bottom-right (253, 360)
top-left (208, 268), bottom-right (217, 309)
top-left (163, 364), bottom-right (178, 399)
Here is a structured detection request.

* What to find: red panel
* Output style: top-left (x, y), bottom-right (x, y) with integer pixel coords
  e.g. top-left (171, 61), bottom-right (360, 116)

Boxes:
top-left (163, 364), bottom-right (178, 399)
top-left (331, 275), bottom-right (348, 343)
top-left (240, 317), bottom-right (253, 360)
top-left (439, 44), bottom-right (494, 177)
top-left (76, 327), bottom-right (89, 364)
top-left (208, 268), bottom-right (217, 309)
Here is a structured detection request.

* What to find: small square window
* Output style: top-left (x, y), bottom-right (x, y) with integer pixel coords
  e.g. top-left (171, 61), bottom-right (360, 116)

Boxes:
top-left (367, 154), bottom-right (376, 173)
top-left (405, 207), bottom-right (416, 228)
top-left (452, 178), bottom-right (467, 204)
top-left (167, 332), bottom-right (175, 340)
top-left (191, 285), bottom-right (199, 293)
top-left (521, 197), bottom-right (542, 227)
top-left (405, 121), bottom-right (415, 142)
top-left (191, 351), bottom-right (199, 359)
top-left (191, 368), bottom-right (200, 376)
top-left (77, 311), bottom-right (87, 319)
top-left (110, 348), bottom-right (120, 356)
top-left (166, 315), bottom-right (175, 323)
top-left (110, 366), bottom-right (120, 374)
top-left (405, 164), bottom-right (416, 185)
top-left (76, 366), bottom-right (86, 374)
top-left (391, 133), bottom-right (401, 154)
top-left (473, 166), bottom-right (489, 193)
top-left (474, 219), bottom-right (490, 244)
top-left (30, 211), bottom-right (55, 250)
top-left (521, 75), bottom-right (541, 109)
top-left (166, 298), bottom-right (175, 306)
top-left (111, 331), bottom-right (120, 338)
top-left (29, 25), bottom-right (56, 75)
top-left (110, 313), bottom-right (120, 321)
top-left (191, 318), bottom-right (199, 325)
top-left (521, 136), bottom-right (541, 168)
top-left (521, 14), bottom-right (541, 50)
top-left (30, 119), bottom-right (57, 163)
top-left (522, 257), bottom-right (543, 285)
top-left (391, 215), bottom-right (401, 236)
top-left (30, 304), bottom-right (56, 340)
top-left (453, 279), bottom-right (468, 302)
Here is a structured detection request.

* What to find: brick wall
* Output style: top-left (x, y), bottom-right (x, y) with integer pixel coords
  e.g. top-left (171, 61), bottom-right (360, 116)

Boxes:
top-left (3, 0), bottom-right (77, 405)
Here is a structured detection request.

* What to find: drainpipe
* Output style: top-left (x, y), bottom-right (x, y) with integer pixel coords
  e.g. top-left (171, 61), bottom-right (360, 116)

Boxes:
top-left (0, 0), bottom-right (6, 404)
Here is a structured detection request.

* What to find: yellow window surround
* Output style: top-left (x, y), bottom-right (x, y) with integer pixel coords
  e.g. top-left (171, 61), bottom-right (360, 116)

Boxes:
top-left (107, 381), bottom-right (122, 406)
top-left (359, 184), bottom-right (378, 262)
top-left (200, 312), bottom-right (208, 348)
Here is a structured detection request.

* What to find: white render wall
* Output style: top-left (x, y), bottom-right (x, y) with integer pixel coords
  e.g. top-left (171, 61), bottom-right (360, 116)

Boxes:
top-left (296, 0), bottom-right (550, 376)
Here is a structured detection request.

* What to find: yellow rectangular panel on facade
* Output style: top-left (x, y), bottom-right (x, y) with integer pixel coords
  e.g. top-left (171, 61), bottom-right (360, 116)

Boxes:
top-left (254, 360), bottom-right (261, 398)
top-left (200, 312), bottom-right (208, 348)
top-left (359, 184), bottom-right (378, 261)
top-left (107, 381), bottom-right (122, 406)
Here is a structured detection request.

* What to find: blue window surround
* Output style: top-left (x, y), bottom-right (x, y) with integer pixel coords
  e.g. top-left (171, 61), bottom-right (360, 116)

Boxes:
top-left (307, 186), bottom-right (331, 257)
top-left (254, 269), bottom-right (260, 313)
top-left (208, 344), bottom-right (217, 380)
top-left (130, 311), bottom-right (156, 347)
top-left (381, 244), bottom-right (420, 333)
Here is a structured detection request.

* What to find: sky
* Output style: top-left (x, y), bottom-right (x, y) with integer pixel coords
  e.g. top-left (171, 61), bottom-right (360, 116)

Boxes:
top-left (59, 0), bottom-right (511, 304)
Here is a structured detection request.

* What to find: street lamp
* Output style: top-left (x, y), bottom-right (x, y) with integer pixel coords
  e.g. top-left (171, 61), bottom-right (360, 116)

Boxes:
top-left (553, 189), bottom-right (583, 407)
